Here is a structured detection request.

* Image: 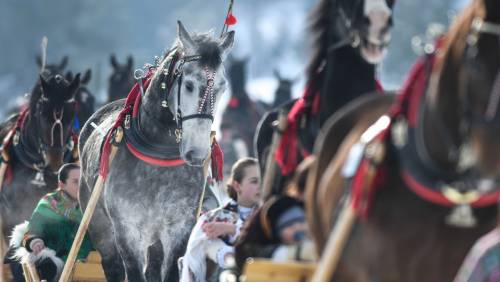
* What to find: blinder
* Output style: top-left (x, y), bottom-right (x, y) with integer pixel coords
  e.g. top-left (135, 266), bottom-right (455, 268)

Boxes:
top-left (153, 50), bottom-right (216, 142)
top-left (462, 18), bottom-right (500, 128)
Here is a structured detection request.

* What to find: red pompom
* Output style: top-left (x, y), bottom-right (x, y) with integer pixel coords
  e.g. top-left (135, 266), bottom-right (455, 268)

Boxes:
top-left (225, 13), bottom-right (237, 26)
top-left (228, 97), bottom-right (239, 108)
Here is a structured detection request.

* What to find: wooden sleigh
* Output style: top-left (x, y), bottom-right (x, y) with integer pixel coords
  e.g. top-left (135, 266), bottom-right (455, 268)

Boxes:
top-left (242, 259), bottom-right (316, 282)
top-left (19, 251), bottom-right (105, 282)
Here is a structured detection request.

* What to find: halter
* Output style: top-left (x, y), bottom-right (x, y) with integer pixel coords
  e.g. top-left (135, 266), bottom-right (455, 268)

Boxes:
top-left (155, 50), bottom-right (217, 142)
top-left (328, 0), bottom-right (393, 53)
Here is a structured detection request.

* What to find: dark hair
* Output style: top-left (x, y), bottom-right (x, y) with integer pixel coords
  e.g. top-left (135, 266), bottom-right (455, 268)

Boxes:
top-left (226, 157), bottom-right (258, 201)
top-left (58, 163), bottom-right (80, 183)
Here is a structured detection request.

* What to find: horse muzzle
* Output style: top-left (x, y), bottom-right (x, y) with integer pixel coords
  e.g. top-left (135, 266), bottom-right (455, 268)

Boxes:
top-left (182, 149), bottom-right (207, 167)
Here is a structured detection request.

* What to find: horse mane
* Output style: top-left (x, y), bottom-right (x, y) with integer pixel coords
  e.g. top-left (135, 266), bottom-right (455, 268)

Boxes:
top-left (28, 80), bottom-right (43, 115)
top-left (172, 32), bottom-right (224, 70)
top-left (306, 0), bottom-right (332, 88)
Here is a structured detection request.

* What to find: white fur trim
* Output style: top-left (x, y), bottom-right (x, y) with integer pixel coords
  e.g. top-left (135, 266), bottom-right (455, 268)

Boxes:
top-left (13, 247), bottom-right (64, 282)
top-left (9, 221), bottom-right (29, 248)
top-left (9, 223), bottom-right (64, 282)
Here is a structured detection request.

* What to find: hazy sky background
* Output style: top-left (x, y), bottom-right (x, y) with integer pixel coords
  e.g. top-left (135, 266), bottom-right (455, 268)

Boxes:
top-left (0, 0), bottom-right (468, 118)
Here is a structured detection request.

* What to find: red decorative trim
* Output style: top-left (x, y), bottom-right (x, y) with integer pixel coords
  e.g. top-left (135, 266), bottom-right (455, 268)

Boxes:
top-left (126, 142), bottom-right (185, 167)
top-left (402, 171), bottom-right (500, 208)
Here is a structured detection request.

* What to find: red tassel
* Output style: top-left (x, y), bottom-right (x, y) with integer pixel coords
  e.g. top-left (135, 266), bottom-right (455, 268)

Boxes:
top-left (228, 97), bottom-right (239, 108)
top-left (211, 140), bottom-right (224, 182)
top-left (225, 13), bottom-right (237, 26)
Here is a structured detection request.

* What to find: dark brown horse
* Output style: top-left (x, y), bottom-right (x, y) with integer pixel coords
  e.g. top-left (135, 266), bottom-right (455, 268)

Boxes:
top-left (306, 0), bottom-right (500, 281)
top-left (107, 54), bottom-right (135, 103)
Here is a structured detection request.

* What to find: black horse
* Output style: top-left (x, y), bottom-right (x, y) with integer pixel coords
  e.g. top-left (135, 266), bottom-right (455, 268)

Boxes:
top-left (254, 0), bottom-right (395, 194)
top-left (66, 69), bottom-right (96, 129)
top-left (0, 73), bottom-right (80, 278)
top-left (107, 54), bottom-right (135, 103)
top-left (271, 70), bottom-right (295, 109)
top-left (220, 56), bottom-right (263, 157)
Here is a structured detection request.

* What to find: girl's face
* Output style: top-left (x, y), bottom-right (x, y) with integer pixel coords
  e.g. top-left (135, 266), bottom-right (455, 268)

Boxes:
top-left (234, 164), bottom-right (261, 207)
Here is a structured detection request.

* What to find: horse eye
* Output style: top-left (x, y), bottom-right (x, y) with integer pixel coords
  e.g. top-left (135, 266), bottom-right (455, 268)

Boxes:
top-left (185, 81), bottom-right (194, 92)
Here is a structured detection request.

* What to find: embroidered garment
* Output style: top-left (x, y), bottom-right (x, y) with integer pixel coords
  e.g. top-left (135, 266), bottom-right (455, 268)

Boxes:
top-left (455, 228), bottom-right (500, 282)
top-left (23, 188), bottom-right (92, 261)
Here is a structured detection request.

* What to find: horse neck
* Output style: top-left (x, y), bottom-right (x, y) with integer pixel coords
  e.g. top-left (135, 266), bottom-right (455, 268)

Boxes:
top-left (139, 88), bottom-right (178, 146)
top-left (319, 46), bottom-right (376, 124)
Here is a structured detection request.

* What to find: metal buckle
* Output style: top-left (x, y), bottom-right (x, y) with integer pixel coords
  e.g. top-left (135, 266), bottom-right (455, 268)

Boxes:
top-left (175, 129), bottom-right (182, 143)
top-left (124, 115), bottom-right (131, 130)
top-left (13, 131), bottom-right (19, 146)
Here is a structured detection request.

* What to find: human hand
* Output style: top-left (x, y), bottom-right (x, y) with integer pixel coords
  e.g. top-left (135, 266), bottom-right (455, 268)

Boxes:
top-left (30, 239), bottom-right (45, 255)
top-left (202, 222), bottom-right (236, 239)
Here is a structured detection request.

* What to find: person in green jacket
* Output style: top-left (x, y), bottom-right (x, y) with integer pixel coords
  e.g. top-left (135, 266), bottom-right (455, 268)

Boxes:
top-left (9, 163), bottom-right (92, 281)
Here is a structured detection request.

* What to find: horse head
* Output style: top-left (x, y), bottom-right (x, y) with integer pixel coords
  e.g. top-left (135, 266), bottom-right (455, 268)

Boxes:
top-left (226, 55), bottom-right (249, 99)
top-left (108, 54), bottom-right (135, 102)
top-left (145, 21), bottom-right (234, 166)
top-left (427, 0), bottom-right (500, 178)
top-left (328, 0), bottom-right (395, 64)
top-left (32, 73), bottom-right (80, 172)
top-left (36, 55), bottom-right (69, 79)
top-left (273, 70), bottom-right (295, 108)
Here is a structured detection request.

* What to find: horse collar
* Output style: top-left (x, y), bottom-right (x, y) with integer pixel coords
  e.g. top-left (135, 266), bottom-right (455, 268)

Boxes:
top-left (123, 92), bottom-right (185, 167)
top-left (391, 54), bottom-right (500, 212)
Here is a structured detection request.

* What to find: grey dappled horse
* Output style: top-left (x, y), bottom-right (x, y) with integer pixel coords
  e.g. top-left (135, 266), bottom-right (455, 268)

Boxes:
top-left (79, 22), bottom-right (234, 281)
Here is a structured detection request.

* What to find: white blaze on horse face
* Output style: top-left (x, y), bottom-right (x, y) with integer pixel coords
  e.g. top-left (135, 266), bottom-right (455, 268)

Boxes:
top-left (178, 67), bottom-right (226, 166)
top-left (361, 0), bottom-right (392, 64)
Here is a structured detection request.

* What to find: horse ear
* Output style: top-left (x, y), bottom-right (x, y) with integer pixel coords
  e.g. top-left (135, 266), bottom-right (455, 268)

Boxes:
top-left (177, 21), bottom-right (196, 53)
top-left (127, 56), bottom-right (134, 69)
top-left (110, 54), bottom-right (119, 69)
top-left (65, 71), bottom-right (74, 82)
top-left (219, 31), bottom-right (235, 61)
top-left (68, 73), bottom-right (81, 100)
top-left (82, 69), bottom-right (92, 84)
top-left (59, 56), bottom-right (69, 71)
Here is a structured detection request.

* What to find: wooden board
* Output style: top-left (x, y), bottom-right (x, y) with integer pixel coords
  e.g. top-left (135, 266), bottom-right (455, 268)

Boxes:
top-left (243, 259), bottom-right (316, 282)
top-left (3, 265), bottom-right (12, 281)
top-left (72, 251), bottom-right (105, 282)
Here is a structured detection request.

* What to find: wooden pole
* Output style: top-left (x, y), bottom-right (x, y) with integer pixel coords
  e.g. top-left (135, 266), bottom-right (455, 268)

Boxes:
top-left (196, 131), bottom-right (216, 218)
top-left (311, 199), bottom-right (357, 282)
top-left (59, 128), bottom-right (123, 282)
top-left (262, 110), bottom-right (288, 200)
